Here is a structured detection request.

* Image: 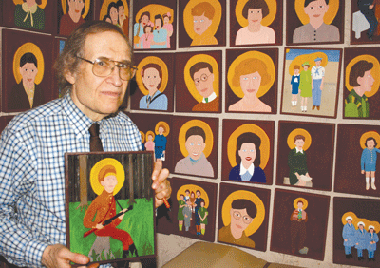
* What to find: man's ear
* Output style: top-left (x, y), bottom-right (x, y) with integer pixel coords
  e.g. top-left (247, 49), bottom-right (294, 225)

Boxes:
top-left (65, 70), bottom-right (76, 85)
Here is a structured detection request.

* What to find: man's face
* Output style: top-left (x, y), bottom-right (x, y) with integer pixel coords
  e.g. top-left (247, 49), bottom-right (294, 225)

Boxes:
top-left (180, 195), bottom-right (184, 200)
top-left (159, 126), bottom-right (164, 134)
top-left (367, 140), bottom-right (375, 149)
top-left (193, 13), bottom-right (212, 35)
top-left (305, 0), bottom-right (329, 20)
top-left (294, 139), bottom-right (305, 150)
top-left (193, 67), bottom-right (215, 98)
top-left (101, 175), bottom-right (118, 193)
top-left (297, 202), bottom-right (303, 209)
top-left (238, 143), bottom-right (256, 167)
top-left (20, 63), bottom-right (38, 84)
top-left (240, 71), bottom-right (262, 97)
top-left (247, 9), bottom-right (263, 25)
top-left (142, 67), bottom-right (161, 94)
top-left (68, 0), bottom-right (85, 15)
top-left (359, 224), bottom-right (364, 230)
top-left (348, 219), bottom-right (352, 224)
top-left (357, 70), bottom-right (374, 92)
top-left (230, 208), bottom-right (253, 233)
top-left (185, 135), bottom-right (206, 161)
top-left (67, 31), bottom-right (131, 122)
top-left (315, 60), bottom-right (321, 66)
top-left (294, 69), bottom-right (300, 75)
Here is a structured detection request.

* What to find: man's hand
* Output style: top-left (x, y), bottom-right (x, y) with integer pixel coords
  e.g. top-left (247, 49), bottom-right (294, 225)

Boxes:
top-left (362, 170), bottom-right (365, 174)
top-left (95, 223), bottom-right (104, 230)
top-left (152, 160), bottom-right (171, 208)
top-left (42, 244), bottom-right (99, 268)
top-left (118, 208), bottom-right (129, 220)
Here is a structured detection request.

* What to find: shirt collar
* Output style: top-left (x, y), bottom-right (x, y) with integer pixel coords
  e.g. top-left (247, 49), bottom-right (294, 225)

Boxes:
top-left (295, 147), bottom-right (304, 154)
top-left (202, 92), bottom-right (217, 103)
top-left (239, 162), bottom-right (255, 176)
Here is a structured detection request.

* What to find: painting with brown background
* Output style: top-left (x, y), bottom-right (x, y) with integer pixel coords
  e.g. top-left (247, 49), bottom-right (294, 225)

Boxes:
top-left (351, 0), bottom-right (380, 45)
top-left (2, 29), bottom-right (54, 113)
top-left (221, 119), bottom-right (275, 185)
top-left (271, 189), bottom-right (330, 260)
top-left (343, 47), bottom-right (380, 120)
top-left (175, 50), bottom-right (222, 113)
top-left (276, 121), bottom-right (335, 191)
top-left (156, 177), bottom-right (217, 242)
top-left (225, 48), bottom-right (278, 114)
top-left (230, 0), bottom-right (283, 47)
top-left (286, 0), bottom-right (344, 46)
top-left (334, 124), bottom-right (380, 197)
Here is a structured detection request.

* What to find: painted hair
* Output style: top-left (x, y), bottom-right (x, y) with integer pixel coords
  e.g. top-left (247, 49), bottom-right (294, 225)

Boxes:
top-left (242, 0), bottom-right (269, 19)
top-left (350, 60), bottom-right (373, 87)
top-left (294, 135), bottom-right (305, 143)
top-left (231, 199), bottom-right (256, 219)
top-left (232, 58), bottom-right (271, 87)
top-left (20, 52), bottom-right (38, 68)
top-left (139, 11), bottom-right (150, 23)
top-left (190, 62), bottom-right (214, 80)
top-left (365, 137), bottom-right (378, 147)
top-left (304, 0), bottom-right (329, 7)
top-left (98, 165), bottom-right (117, 183)
top-left (186, 126), bottom-right (206, 143)
top-left (141, 63), bottom-right (162, 90)
top-left (236, 132), bottom-right (261, 167)
top-left (191, 2), bottom-right (215, 20)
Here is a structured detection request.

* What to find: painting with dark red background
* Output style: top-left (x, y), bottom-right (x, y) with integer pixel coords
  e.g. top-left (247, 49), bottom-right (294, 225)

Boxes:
top-left (271, 189), bottom-right (330, 260)
top-left (175, 50), bottom-right (222, 113)
top-left (221, 119), bottom-right (275, 185)
top-left (225, 48), bottom-right (278, 114)
top-left (0, 116), bottom-right (14, 134)
top-left (351, 0), bottom-right (380, 45)
top-left (276, 121), bottom-right (335, 191)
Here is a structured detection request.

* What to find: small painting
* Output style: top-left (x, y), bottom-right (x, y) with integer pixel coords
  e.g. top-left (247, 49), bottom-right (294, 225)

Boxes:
top-left (351, 0), bottom-right (380, 44)
top-left (58, 0), bottom-right (94, 36)
top-left (97, 0), bottom-right (128, 36)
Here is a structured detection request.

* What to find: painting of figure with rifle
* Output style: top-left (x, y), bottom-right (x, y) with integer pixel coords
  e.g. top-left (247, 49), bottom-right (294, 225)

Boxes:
top-left (65, 152), bottom-right (155, 265)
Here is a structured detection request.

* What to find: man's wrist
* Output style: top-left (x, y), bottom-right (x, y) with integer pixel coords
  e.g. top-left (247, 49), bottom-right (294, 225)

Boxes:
top-left (26, 239), bottom-right (49, 268)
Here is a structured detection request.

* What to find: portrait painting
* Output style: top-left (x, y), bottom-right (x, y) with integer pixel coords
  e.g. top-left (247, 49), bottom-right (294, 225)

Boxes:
top-left (58, 0), bottom-right (93, 36)
top-left (133, 0), bottom-right (176, 50)
top-left (230, 0), bottom-right (282, 47)
top-left (179, 0), bottom-right (226, 47)
top-left (97, 0), bottom-right (129, 36)
top-left (271, 189), bottom-right (330, 260)
top-left (225, 48), bottom-right (277, 114)
top-left (351, 0), bottom-right (380, 44)
top-left (130, 53), bottom-right (175, 112)
top-left (218, 183), bottom-right (270, 251)
top-left (276, 121), bottom-right (334, 191)
top-left (343, 47), bottom-right (380, 119)
top-left (172, 116), bottom-right (218, 179)
top-left (221, 119), bottom-right (275, 185)
top-left (175, 51), bottom-right (222, 113)
top-left (334, 124), bottom-right (380, 197)
top-left (65, 151), bottom-right (156, 265)
top-left (281, 48), bottom-right (342, 118)
top-left (286, 0), bottom-right (344, 45)
top-left (2, 29), bottom-right (53, 112)
top-left (156, 177), bottom-right (217, 242)
top-left (3, 0), bottom-right (54, 33)
top-left (127, 113), bottom-right (173, 169)
top-left (334, 197), bottom-right (380, 265)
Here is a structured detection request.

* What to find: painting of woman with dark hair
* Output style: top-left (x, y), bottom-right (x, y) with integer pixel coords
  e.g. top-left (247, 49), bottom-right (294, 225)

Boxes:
top-left (59, 0), bottom-right (85, 36)
top-left (134, 11), bottom-right (151, 48)
top-left (229, 132), bottom-right (266, 183)
top-left (14, 0), bottom-right (45, 30)
top-left (103, 2), bottom-right (119, 26)
top-left (151, 14), bottom-right (167, 48)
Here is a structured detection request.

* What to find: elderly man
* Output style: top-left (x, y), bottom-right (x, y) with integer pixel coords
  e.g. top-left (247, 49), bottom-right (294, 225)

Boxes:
top-left (0, 21), bottom-right (171, 268)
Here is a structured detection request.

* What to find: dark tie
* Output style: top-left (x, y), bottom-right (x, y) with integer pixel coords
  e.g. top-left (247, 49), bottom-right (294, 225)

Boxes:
top-left (89, 123), bottom-right (104, 152)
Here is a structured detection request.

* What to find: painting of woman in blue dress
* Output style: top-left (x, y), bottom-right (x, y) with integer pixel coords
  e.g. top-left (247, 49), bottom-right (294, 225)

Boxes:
top-left (229, 132), bottom-right (266, 183)
top-left (151, 14), bottom-right (167, 48)
top-left (361, 137), bottom-right (380, 191)
top-left (14, 0), bottom-right (45, 30)
top-left (154, 124), bottom-right (168, 161)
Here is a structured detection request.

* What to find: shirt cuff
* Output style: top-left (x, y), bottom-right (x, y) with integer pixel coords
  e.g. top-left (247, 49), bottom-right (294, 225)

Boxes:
top-left (25, 239), bottom-right (49, 268)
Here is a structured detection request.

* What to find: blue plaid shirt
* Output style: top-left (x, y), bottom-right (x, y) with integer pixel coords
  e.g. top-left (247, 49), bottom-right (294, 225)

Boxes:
top-left (0, 93), bottom-right (141, 267)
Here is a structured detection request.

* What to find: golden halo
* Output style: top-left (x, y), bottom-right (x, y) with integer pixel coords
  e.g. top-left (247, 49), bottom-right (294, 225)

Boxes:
top-left (221, 190), bottom-right (265, 237)
top-left (155, 121), bottom-right (170, 137)
top-left (177, 184), bottom-right (210, 208)
top-left (135, 4), bottom-right (174, 24)
top-left (179, 120), bottom-right (214, 158)
top-left (61, 0), bottom-right (90, 18)
top-left (183, 0), bottom-right (222, 39)
top-left (360, 131), bottom-right (380, 149)
top-left (341, 212), bottom-right (380, 233)
top-left (184, 54), bottom-right (219, 103)
top-left (136, 56), bottom-right (169, 95)
top-left (235, 0), bottom-right (276, 28)
top-left (288, 51), bottom-right (328, 76)
top-left (294, 0), bottom-right (339, 25)
top-left (293, 197), bottom-right (308, 210)
top-left (140, 131), bottom-right (145, 143)
top-left (99, 0), bottom-right (128, 21)
top-left (345, 55), bottom-right (380, 98)
top-left (227, 51), bottom-right (275, 98)
top-left (13, 0), bottom-right (47, 9)
top-left (227, 124), bottom-right (270, 169)
top-left (145, 130), bottom-right (155, 141)
top-left (13, 43), bottom-right (45, 85)
top-left (90, 158), bottom-right (125, 196)
top-left (287, 128), bottom-right (312, 151)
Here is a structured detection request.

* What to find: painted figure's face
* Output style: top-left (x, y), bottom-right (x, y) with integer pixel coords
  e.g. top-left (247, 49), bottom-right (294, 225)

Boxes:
top-left (359, 224), bottom-right (364, 230)
top-left (185, 135), bottom-right (206, 161)
top-left (68, 0), bottom-right (85, 15)
top-left (315, 60), bottom-right (321, 66)
top-left (155, 19), bottom-right (162, 29)
top-left (370, 228), bottom-right (374, 233)
top-left (297, 202), bottom-right (303, 209)
top-left (26, 0), bottom-right (37, 7)
top-left (197, 191), bottom-right (201, 197)
top-left (20, 63), bottom-right (38, 84)
top-left (294, 69), bottom-right (300, 75)
top-left (145, 26), bottom-right (152, 33)
top-left (141, 15), bottom-right (149, 26)
top-left (101, 175), bottom-right (118, 193)
top-left (110, 7), bottom-right (118, 24)
top-left (304, 0), bottom-right (329, 20)
top-left (367, 139), bottom-right (375, 149)
top-left (347, 219), bottom-right (352, 224)
top-left (303, 65), bottom-right (309, 71)
top-left (191, 192), bottom-right (195, 198)
top-left (240, 71), bottom-right (262, 97)
top-left (185, 191), bottom-right (190, 196)
top-left (119, 6), bottom-right (125, 20)
top-left (147, 134), bottom-right (153, 142)
top-left (230, 208), bottom-right (253, 233)
top-left (180, 195), bottom-right (184, 200)
top-left (142, 67), bottom-right (161, 94)
top-left (163, 17), bottom-right (169, 25)
top-left (294, 139), bottom-right (305, 150)
top-left (158, 126), bottom-right (164, 134)
top-left (238, 143), bottom-right (256, 167)
top-left (358, 70), bottom-right (374, 92)
top-left (194, 67), bottom-right (215, 98)
top-left (247, 9), bottom-right (263, 25)
top-left (193, 13), bottom-right (212, 35)
top-left (200, 202), bottom-right (204, 207)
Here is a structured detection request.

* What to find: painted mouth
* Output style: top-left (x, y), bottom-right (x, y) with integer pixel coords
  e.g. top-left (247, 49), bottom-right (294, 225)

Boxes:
top-left (75, 9), bottom-right (80, 13)
top-left (245, 157), bottom-right (252, 161)
top-left (246, 89), bottom-right (256, 93)
top-left (313, 14), bottom-right (321, 17)
top-left (27, 78), bottom-right (33, 82)
top-left (200, 88), bottom-right (208, 92)
top-left (236, 224), bottom-right (242, 229)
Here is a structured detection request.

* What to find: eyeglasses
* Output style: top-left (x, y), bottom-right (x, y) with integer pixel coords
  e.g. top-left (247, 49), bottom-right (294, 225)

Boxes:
top-left (232, 210), bottom-right (253, 224)
top-left (194, 73), bottom-right (210, 86)
top-left (76, 56), bottom-right (137, 81)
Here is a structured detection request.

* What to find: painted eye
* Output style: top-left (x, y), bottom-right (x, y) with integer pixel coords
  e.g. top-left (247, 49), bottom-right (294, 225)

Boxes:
top-left (250, 150), bottom-right (255, 152)
top-left (200, 20), bottom-right (204, 23)
top-left (193, 20), bottom-right (198, 23)
top-left (253, 77), bottom-right (257, 79)
top-left (242, 149), bottom-right (247, 152)
top-left (190, 143), bottom-right (194, 146)
top-left (242, 77), bottom-right (248, 81)
top-left (234, 212), bottom-right (241, 218)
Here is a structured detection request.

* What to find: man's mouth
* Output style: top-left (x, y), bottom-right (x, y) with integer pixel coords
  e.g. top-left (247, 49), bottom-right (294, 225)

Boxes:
top-left (236, 224), bottom-right (242, 229)
top-left (102, 91), bottom-right (121, 98)
top-left (200, 88), bottom-right (208, 92)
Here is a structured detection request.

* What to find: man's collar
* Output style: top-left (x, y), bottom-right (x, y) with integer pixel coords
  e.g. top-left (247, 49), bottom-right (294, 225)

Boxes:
top-left (295, 147), bottom-right (304, 154)
top-left (202, 92), bottom-right (217, 103)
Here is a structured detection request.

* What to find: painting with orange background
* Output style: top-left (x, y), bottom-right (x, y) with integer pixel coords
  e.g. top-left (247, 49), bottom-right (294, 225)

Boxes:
top-left (97, 0), bottom-right (128, 36)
